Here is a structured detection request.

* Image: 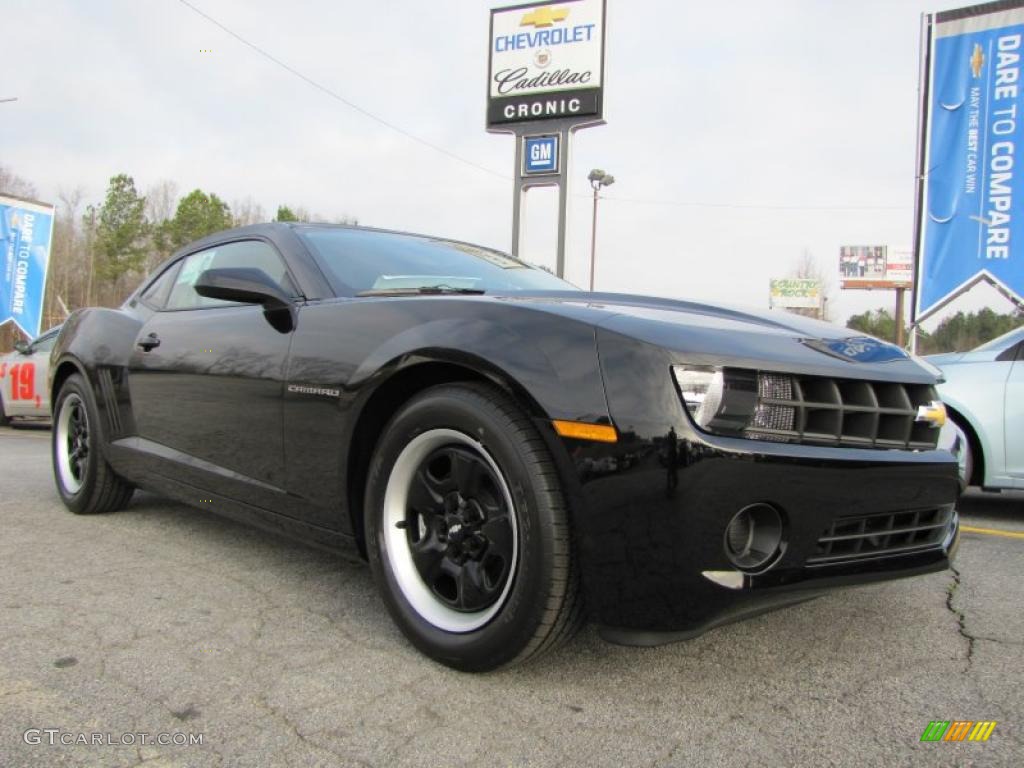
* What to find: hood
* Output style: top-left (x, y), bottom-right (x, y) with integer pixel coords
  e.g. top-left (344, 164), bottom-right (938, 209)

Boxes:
top-left (924, 351), bottom-right (966, 367)
top-left (926, 349), bottom-right (999, 367)
top-left (501, 291), bottom-right (938, 384)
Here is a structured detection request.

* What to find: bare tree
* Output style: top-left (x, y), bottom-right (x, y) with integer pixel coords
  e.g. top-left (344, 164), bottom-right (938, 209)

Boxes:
top-left (145, 180), bottom-right (178, 225)
top-left (0, 163), bottom-right (38, 199)
top-left (145, 180), bottom-right (179, 271)
top-left (232, 196), bottom-right (266, 227)
top-left (48, 187), bottom-right (86, 323)
top-left (790, 247), bottom-right (834, 321)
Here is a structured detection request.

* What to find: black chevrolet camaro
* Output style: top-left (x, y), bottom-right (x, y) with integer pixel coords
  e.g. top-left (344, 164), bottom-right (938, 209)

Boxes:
top-left (49, 223), bottom-right (959, 671)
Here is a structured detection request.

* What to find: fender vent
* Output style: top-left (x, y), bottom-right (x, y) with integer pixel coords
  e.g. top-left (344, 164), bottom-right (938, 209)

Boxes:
top-left (96, 368), bottom-right (123, 438)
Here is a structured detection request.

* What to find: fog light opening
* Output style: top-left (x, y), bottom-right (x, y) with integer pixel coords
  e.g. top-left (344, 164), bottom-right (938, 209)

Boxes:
top-left (724, 503), bottom-right (784, 572)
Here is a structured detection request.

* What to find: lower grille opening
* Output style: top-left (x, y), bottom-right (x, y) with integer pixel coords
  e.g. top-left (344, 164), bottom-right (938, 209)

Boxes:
top-left (808, 506), bottom-right (955, 565)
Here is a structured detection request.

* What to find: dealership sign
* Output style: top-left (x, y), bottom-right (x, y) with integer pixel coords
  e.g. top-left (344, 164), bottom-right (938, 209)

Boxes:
top-left (915, 1), bottom-right (1024, 319)
top-left (1, 195), bottom-right (55, 339)
top-left (769, 278), bottom-right (822, 309)
top-left (487, 0), bottom-right (606, 127)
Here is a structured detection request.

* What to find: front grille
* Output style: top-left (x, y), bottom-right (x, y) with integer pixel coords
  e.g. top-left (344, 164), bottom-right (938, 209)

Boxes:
top-left (807, 506), bottom-right (955, 565)
top-left (747, 374), bottom-right (941, 450)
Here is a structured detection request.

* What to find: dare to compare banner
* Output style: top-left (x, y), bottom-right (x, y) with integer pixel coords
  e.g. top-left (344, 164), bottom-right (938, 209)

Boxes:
top-left (1, 194), bottom-right (55, 339)
top-left (917, 1), bottom-right (1024, 318)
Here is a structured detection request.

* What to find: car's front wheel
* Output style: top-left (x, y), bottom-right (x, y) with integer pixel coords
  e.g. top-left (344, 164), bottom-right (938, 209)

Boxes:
top-left (365, 383), bottom-right (582, 672)
top-left (949, 416), bottom-right (975, 492)
top-left (52, 373), bottom-right (134, 514)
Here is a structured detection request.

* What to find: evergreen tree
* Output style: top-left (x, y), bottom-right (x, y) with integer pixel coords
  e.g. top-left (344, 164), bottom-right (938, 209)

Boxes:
top-left (274, 205), bottom-right (299, 222)
top-left (93, 174), bottom-right (148, 281)
top-left (168, 189), bottom-right (232, 248)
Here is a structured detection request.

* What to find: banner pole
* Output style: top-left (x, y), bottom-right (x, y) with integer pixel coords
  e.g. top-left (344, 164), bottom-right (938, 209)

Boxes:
top-left (909, 11), bottom-right (933, 354)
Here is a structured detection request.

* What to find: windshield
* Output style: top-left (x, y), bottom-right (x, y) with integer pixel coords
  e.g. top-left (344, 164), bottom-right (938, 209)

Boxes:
top-left (974, 325), bottom-right (1024, 353)
top-left (297, 227), bottom-right (577, 296)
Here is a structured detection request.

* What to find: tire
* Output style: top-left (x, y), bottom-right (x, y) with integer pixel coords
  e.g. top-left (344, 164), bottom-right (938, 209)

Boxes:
top-left (365, 383), bottom-right (582, 672)
top-left (52, 373), bottom-right (134, 514)
top-left (950, 416), bottom-right (974, 493)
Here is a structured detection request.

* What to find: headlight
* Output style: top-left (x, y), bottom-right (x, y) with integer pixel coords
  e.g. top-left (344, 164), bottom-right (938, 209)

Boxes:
top-left (673, 367), bottom-right (723, 427)
top-left (672, 366), bottom-right (757, 432)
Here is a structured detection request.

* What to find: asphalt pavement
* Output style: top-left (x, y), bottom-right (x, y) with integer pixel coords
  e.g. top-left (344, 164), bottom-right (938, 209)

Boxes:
top-left (0, 425), bottom-right (1021, 767)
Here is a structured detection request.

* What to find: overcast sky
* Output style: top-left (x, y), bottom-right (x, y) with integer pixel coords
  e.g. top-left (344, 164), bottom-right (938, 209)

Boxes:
top-left (1, 0), bottom-right (1011, 325)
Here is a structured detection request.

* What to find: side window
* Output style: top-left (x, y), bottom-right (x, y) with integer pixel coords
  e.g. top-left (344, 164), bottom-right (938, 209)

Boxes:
top-left (164, 240), bottom-right (297, 311)
top-left (139, 263), bottom-right (181, 309)
top-left (29, 332), bottom-right (58, 354)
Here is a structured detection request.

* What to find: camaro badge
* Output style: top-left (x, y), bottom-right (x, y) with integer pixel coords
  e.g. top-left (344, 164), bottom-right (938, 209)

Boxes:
top-left (287, 384), bottom-right (340, 398)
top-left (915, 400), bottom-right (947, 429)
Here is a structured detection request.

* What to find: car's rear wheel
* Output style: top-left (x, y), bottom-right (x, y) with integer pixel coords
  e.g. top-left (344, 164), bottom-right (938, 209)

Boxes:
top-left (52, 373), bottom-right (134, 514)
top-left (365, 383), bottom-right (582, 672)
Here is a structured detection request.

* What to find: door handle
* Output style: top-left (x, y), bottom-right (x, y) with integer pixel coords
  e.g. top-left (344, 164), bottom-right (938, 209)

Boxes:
top-left (137, 333), bottom-right (161, 351)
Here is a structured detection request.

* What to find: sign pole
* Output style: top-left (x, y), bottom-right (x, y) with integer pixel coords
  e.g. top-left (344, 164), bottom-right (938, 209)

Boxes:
top-left (556, 125), bottom-right (571, 278)
top-left (511, 136), bottom-right (525, 257)
top-left (909, 11), bottom-right (933, 354)
top-left (895, 287), bottom-right (906, 349)
top-left (488, 0), bottom-right (607, 275)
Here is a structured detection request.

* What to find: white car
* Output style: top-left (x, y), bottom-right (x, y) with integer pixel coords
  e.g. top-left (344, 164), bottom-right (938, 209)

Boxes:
top-left (0, 326), bottom-right (61, 425)
top-left (928, 326), bottom-right (1024, 491)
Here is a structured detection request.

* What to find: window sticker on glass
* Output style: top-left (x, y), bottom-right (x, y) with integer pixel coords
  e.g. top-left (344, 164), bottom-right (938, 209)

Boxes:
top-left (180, 250), bottom-right (217, 284)
top-left (442, 242), bottom-right (525, 270)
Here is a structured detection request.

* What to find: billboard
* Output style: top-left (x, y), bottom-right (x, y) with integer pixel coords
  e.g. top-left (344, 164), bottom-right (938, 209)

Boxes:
top-left (769, 279), bottom-right (822, 309)
top-left (840, 245), bottom-right (914, 289)
top-left (487, 0), bottom-right (606, 127)
top-left (1, 195), bottom-right (55, 339)
top-left (915, 1), bottom-right (1024, 319)
top-left (886, 248), bottom-right (915, 286)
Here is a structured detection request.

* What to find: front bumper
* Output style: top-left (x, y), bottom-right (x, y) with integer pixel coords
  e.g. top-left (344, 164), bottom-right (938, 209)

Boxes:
top-left (569, 435), bottom-right (959, 640)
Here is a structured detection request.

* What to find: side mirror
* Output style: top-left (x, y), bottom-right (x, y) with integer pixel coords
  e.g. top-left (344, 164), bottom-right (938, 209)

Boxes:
top-left (194, 267), bottom-right (296, 333)
top-left (13, 339), bottom-right (29, 354)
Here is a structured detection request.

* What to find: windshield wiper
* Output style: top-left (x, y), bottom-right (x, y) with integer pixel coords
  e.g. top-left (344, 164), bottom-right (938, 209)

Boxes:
top-left (356, 286), bottom-right (486, 297)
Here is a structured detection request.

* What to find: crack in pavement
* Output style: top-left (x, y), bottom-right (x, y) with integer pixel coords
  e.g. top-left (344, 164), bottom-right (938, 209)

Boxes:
top-left (945, 565), bottom-right (974, 670)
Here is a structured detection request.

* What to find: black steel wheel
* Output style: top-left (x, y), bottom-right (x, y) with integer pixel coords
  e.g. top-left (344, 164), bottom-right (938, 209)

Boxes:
top-left (365, 382), bottom-right (582, 672)
top-left (52, 373), bottom-right (134, 514)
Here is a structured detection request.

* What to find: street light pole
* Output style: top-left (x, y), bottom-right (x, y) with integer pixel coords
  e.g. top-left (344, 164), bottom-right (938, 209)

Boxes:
top-left (587, 168), bottom-right (614, 292)
top-left (589, 183), bottom-right (599, 291)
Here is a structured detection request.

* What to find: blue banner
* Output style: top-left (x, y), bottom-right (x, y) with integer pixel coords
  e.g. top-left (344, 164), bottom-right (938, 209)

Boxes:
top-left (1, 195), bottom-right (55, 339)
top-left (918, 6), bottom-right (1024, 318)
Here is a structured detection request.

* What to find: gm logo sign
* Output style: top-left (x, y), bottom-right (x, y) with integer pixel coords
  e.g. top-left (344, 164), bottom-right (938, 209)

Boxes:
top-left (523, 135), bottom-right (559, 175)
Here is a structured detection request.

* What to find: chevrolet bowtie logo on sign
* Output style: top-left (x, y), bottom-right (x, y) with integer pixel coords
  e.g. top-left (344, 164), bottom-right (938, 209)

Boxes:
top-left (970, 43), bottom-right (984, 78)
top-left (920, 720), bottom-right (997, 742)
top-left (520, 7), bottom-right (569, 27)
